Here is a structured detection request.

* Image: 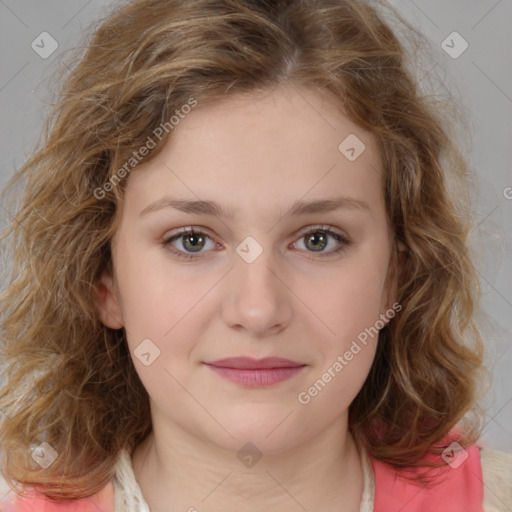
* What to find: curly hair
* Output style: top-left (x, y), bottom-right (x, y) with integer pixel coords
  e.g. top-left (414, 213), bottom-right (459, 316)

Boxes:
top-left (0, 0), bottom-right (486, 501)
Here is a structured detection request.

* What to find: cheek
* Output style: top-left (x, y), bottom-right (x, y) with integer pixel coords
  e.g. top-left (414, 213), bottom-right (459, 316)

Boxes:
top-left (296, 341), bottom-right (377, 418)
top-left (294, 262), bottom-right (384, 412)
top-left (302, 255), bottom-right (388, 344)
top-left (113, 241), bottom-right (221, 360)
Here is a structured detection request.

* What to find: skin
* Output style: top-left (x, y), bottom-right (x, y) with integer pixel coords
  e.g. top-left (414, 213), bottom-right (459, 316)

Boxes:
top-left (95, 85), bottom-right (400, 512)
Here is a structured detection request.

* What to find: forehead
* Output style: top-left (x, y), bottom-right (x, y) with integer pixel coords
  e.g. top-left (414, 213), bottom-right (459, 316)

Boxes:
top-left (125, 85), bottom-right (385, 221)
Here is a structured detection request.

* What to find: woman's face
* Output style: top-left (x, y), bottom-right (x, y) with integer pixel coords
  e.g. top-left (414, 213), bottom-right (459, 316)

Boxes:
top-left (96, 85), bottom-right (398, 454)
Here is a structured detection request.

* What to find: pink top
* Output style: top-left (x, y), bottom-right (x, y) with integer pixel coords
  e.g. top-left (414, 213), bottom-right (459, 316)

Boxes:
top-left (371, 443), bottom-right (484, 511)
top-left (0, 441), bottom-right (485, 511)
top-left (0, 481), bottom-right (115, 512)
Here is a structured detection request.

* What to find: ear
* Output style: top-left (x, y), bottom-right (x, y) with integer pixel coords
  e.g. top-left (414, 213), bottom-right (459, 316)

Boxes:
top-left (380, 239), bottom-right (407, 315)
top-left (93, 270), bottom-right (124, 329)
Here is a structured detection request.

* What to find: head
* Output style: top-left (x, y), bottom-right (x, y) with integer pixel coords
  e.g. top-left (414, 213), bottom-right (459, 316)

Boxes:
top-left (95, 83), bottom-right (400, 457)
top-left (0, 0), bottom-right (484, 500)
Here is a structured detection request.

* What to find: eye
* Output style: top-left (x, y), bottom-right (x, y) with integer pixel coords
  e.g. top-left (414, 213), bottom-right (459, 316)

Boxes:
top-left (161, 225), bottom-right (351, 261)
top-left (161, 228), bottom-right (218, 260)
top-left (292, 225), bottom-right (351, 258)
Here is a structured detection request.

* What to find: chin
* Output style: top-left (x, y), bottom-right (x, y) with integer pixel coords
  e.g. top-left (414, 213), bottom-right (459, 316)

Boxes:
top-left (199, 409), bottom-right (305, 456)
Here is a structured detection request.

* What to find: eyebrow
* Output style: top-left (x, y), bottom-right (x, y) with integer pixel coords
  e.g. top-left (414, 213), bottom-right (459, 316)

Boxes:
top-left (139, 195), bottom-right (370, 219)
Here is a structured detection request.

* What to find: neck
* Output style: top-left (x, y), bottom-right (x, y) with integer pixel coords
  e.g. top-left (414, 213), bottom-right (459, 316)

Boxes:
top-left (131, 416), bottom-right (364, 512)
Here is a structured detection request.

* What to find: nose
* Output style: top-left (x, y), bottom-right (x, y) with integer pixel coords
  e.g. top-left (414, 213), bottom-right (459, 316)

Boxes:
top-left (221, 244), bottom-right (292, 337)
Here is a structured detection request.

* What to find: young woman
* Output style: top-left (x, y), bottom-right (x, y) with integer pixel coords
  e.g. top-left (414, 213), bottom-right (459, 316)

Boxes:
top-left (1, 0), bottom-right (510, 510)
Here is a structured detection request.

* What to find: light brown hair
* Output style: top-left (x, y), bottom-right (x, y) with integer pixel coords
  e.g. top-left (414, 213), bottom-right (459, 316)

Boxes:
top-left (0, 0), bottom-right (485, 500)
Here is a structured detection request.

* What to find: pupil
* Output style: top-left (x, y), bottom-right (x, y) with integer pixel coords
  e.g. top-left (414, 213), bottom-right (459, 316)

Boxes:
top-left (308, 232), bottom-right (326, 251)
top-left (184, 234), bottom-right (204, 252)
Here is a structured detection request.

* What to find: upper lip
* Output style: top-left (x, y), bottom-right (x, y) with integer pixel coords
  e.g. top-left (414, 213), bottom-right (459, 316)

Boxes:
top-left (204, 357), bottom-right (305, 369)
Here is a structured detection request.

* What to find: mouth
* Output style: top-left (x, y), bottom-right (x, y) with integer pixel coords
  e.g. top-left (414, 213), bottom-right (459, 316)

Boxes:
top-left (203, 357), bottom-right (307, 388)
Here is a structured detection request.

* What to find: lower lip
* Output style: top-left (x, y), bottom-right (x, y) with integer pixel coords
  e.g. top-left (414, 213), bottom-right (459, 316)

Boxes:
top-left (205, 365), bottom-right (305, 387)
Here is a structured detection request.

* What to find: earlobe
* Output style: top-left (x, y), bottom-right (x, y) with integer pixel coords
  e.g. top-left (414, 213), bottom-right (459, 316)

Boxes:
top-left (93, 270), bottom-right (124, 329)
top-left (396, 240), bottom-right (407, 254)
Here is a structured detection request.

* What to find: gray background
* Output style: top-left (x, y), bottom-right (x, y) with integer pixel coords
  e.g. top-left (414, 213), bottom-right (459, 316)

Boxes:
top-left (0, 0), bottom-right (511, 452)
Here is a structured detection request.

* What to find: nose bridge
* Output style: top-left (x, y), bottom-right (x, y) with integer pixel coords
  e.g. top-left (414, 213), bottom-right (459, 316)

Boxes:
top-left (222, 234), bottom-right (291, 335)
top-left (237, 242), bottom-right (276, 290)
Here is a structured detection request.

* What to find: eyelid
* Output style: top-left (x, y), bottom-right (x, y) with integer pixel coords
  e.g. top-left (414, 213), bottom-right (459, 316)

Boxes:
top-left (166, 225), bottom-right (217, 240)
top-left (295, 224), bottom-right (347, 240)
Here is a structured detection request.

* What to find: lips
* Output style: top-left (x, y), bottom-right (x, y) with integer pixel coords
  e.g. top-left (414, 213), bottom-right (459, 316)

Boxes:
top-left (204, 357), bottom-right (307, 387)
top-left (205, 357), bottom-right (304, 369)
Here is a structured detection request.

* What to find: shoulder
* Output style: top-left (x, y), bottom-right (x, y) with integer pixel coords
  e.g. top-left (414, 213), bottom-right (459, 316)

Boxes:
top-left (0, 477), bottom-right (115, 512)
top-left (370, 440), bottom-right (512, 512)
top-left (372, 443), bottom-right (485, 512)
top-left (480, 446), bottom-right (512, 512)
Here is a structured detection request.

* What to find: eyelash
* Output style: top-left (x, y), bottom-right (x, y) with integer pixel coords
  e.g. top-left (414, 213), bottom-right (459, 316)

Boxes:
top-left (161, 225), bottom-right (351, 261)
